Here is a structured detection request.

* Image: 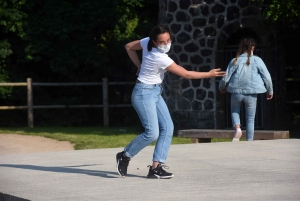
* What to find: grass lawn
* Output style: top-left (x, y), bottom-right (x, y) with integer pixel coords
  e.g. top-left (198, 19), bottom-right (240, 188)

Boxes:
top-left (0, 127), bottom-right (232, 150)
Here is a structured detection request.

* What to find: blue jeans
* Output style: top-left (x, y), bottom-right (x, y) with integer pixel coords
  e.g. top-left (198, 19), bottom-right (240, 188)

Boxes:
top-left (124, 82), bottom-right (174, 163)
top-left (231, 93), bottom-right (257, 141)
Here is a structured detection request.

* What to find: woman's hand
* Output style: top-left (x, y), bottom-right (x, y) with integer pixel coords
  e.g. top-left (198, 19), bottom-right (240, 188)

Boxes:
top-left (220, 89), bottom-right (227, 94)
top-left (267, 94), bottom-right (273, 100)
top-left (136, 67), bottom-right (140, 76)
top-left (209, 68), bottom-right (226, 77)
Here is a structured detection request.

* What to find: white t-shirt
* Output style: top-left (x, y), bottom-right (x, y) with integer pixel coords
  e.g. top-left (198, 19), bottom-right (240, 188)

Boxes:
top-left (137, 37), bottom-right (174, 84)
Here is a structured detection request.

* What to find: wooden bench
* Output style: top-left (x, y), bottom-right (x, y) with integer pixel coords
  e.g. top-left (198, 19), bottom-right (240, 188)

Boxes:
top-left (177, 129), bottom-right (290, 143)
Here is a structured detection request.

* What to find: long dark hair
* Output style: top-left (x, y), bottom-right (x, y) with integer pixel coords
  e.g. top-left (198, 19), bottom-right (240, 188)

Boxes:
top-left (147, 25), bottom-right (171, 51)
top-left (234, 38), bottom-right (256, 66)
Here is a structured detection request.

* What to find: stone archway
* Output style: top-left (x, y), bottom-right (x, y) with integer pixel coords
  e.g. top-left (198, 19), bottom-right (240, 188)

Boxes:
top-left (158, 0), bottom-right (288, 131)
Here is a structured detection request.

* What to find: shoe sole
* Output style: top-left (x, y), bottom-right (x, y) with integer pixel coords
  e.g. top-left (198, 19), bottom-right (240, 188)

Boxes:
top-left (147, 174), bottom-right (174, 179)
top-left (232, 131), bottom-right (242, 142)
top-left (116, 153), bottom-right (125, 178)
top-left (232, 138), bottom-right (240, 142)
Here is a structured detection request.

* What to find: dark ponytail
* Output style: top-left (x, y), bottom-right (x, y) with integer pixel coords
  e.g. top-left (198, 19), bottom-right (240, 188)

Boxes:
top-left (147, 40), bottom-right (155, 51)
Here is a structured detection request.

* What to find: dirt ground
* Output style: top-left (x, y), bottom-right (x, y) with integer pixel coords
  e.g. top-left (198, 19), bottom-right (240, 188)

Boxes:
top-left (0, 134), bottom-right (74, 155)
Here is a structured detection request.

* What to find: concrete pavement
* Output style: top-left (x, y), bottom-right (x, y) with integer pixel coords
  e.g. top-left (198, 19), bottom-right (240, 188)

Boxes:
top-left (1, 139), bottom-right (300, 201)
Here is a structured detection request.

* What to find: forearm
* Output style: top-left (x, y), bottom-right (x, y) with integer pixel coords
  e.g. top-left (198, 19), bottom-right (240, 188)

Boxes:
top-left (264, 78), bottom-right (273, 95)
top-left (166, 62), bottom-right (225, 78)
top-left (184, 71), bottom-right (212, 79)
top-left (259, 65), bottom-right (273, 95)
top-left (126, 50), bottom-right (141, 68)
top-left (125, 40), bottom-right (142, 68)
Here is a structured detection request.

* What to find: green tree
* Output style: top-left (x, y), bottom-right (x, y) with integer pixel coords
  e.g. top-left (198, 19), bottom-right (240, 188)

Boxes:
top-left (0, 0), bottom-right (27, 97)
top-left (257, 0), bottom-right (300, 29)
top-left (0, 0), bottom-right (158, 126)
top-left (22, 0), bottom-right (141, 80)
top-left (0, 0), bottom-right (157, 88)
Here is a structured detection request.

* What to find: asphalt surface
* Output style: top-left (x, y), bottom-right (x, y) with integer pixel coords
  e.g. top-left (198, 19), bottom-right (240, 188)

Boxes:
top-left (0, 139), bottom-right (300, 201)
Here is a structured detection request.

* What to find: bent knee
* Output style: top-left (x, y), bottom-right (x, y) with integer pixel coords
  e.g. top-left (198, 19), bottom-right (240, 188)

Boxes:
top-left (143, 129), bottom-right (159, 141)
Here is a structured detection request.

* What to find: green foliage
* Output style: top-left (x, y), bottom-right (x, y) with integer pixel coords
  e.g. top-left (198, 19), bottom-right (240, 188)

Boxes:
top-left (0, 40), bottom-right (12, 59)
top-left (254, 0), bottom-right (300, 29)
top-left (0, 40), bottom-right (13, 97)
top-left (0, 0), bottom-right (27, 63)
top-left (0, 0), bottom-right (158, 126)
top-left (0, 0), bottom-right (157, 82)
top-left (0, 0), bottom-right (27, 37)
top-left (22, 0), bottom-right (153, 80)
top-left (0, 0), bottom-right (27, 96)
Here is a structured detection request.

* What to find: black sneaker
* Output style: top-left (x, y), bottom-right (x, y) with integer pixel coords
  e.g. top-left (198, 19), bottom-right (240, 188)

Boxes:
top-left (146, 164), bottom-right (174, 179)
top-left (116, 151), bottom-right (130, 177)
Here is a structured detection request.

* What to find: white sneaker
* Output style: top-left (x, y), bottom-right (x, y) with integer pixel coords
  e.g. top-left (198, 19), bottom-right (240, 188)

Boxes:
top-left (232, 129), bottom-right (242, 142)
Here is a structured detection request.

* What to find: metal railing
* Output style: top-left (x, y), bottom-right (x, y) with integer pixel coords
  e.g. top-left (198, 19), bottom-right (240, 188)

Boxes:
top-left (286, 77), bottom-right (300, 104)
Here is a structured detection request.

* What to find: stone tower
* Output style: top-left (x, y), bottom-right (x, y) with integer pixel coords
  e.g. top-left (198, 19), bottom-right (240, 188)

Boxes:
top-left (158, 0), bottom-right (287, 131)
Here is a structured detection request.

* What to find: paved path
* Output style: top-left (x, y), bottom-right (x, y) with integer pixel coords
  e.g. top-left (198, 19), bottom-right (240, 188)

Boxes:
top-left (1, 139), bottom-right (300, 201)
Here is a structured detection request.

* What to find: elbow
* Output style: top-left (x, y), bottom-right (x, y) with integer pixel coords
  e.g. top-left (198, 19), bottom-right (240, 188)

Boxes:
top-left (125, 43), bottom-right (132, 51)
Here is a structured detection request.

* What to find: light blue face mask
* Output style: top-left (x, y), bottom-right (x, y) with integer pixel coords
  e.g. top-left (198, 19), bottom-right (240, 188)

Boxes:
top-left (157, 43), bottom-right (171, 53)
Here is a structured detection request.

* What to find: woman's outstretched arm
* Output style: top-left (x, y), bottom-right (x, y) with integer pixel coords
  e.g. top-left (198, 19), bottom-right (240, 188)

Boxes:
top-left (166, 62), bottom-right (226, 79)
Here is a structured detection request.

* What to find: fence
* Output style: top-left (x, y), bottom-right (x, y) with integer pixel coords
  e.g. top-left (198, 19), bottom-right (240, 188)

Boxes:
top-left (0, 78), bottom-right (135, 127)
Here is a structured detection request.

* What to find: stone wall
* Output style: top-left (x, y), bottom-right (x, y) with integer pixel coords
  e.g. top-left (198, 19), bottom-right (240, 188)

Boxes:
top-left (158, 0), bottom-right (287, 131)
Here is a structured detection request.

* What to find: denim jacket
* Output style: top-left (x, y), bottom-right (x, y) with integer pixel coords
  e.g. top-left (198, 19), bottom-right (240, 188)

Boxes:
top-left (219, 53), bottom-right (273, 95)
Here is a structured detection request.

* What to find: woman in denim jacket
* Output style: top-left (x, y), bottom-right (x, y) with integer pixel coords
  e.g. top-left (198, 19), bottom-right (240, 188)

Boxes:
top-left (219, 38), bottom-right (273, 141)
